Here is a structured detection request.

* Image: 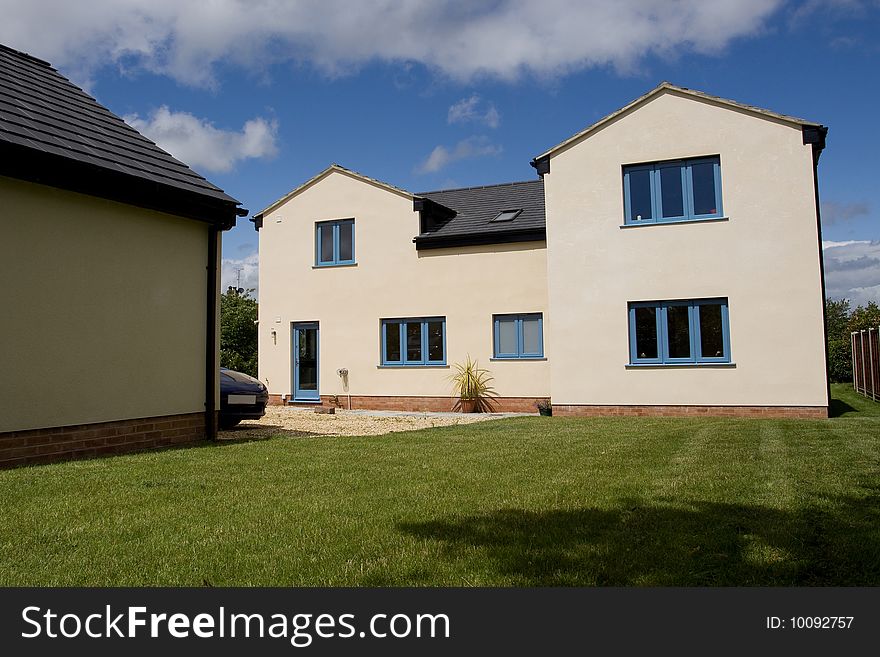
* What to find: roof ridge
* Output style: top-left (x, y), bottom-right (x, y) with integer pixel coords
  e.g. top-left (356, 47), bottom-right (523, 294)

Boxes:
top-left (327, 163), bottom-right (413, 197)
top-left (532, 81), bottom-right (822, 163)
top-left (255, 163), bottom-right (413, 218)
top-left (0, 43), bottom-right (52, 68)
top-left (416, 179), bottom-right (541, 196)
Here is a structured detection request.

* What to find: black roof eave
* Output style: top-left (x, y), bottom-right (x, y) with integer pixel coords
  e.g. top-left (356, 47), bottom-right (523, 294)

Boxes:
top-left (0, 142), bottom-right (245, 228)
top-left (413, 228), bottom-right (546, 250)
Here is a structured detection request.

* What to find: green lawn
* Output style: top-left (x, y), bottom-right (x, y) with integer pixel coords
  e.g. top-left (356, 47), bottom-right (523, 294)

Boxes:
top-left (1, 383), bottom-right (878, 586)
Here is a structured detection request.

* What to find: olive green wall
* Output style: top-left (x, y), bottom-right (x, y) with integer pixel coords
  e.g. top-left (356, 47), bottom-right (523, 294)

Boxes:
top-left (0, 176), bottom-right (210, 432)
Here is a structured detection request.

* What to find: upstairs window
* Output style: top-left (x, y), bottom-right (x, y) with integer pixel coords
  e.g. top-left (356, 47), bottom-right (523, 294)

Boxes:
top-left (623, 157), bottom-right (722, 225)
top-left (629, 298), bottom-right (730, 365)
top-left (315, 219), bottom-right (355, 266)
top-left (493, 313), bottom-right (543, 359)
top-left (382, 318), bottom-right (446, 366)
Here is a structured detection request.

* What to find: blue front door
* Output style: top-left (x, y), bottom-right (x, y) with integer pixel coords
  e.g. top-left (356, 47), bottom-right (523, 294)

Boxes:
top-left (293, 322), bottom-right (319, 401)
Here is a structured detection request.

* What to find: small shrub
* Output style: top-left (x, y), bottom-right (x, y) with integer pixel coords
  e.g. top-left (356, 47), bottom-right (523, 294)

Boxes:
top-left (827, 339), bottom-right (852, 383)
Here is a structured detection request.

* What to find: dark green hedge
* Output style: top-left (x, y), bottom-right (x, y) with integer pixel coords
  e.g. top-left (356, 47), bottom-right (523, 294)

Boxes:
top-left (827, 339), bottom-right (852, 383)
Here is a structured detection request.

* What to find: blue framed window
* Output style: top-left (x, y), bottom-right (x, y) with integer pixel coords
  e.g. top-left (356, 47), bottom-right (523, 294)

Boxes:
top-left (493, 313), bottom-right (543, 359)
top-left (628, 299), bottom-right (730, 365)
top-left (315, 218), bottom-right (355, 266)
top-left (623, 157), bottom-right (722, 225)
top-left (381, 317), bottom-right (446, 366)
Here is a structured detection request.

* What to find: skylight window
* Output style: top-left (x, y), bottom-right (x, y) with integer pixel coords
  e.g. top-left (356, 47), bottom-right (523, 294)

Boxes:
top-left (491, 209), bottom-right (522, 223)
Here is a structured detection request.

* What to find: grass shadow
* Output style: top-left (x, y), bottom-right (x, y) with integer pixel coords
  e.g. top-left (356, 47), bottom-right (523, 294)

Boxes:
top-left (829, 383), bottom-right (880, 418)
top-left (829, 397), bottom-right (858, 418)
top-left (214, 423), bottom-right (323, 445)
top-left (394, 488), bottom-right (880, 586)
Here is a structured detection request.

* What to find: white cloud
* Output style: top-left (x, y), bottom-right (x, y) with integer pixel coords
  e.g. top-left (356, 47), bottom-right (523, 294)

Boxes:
top-left (0, 1), bottom-right (784, 87)
top-left (823, 240), bottom-right (880, 307)
top-left (221, 251), bottom-right (259, 295)
top-left (124, 106), bottom-right (278, 173)
top-left (790, 0), bottom-right (873, 23)
top-left (448, 94), bottom-right (500, 128)
top-left (417, 136), bottom-right (502, 174)
top-left (821, 200), bottom-right (870, 224)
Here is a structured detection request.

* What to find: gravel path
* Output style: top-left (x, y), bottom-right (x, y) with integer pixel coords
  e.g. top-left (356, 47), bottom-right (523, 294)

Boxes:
top-left (219, 405), bottom-right (505, 440)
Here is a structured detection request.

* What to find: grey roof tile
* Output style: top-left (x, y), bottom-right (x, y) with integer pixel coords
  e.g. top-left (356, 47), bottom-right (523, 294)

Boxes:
top-left (416, 179), bottom-right (545, 240)
top-left (0, 43), bottom-right (239, 205)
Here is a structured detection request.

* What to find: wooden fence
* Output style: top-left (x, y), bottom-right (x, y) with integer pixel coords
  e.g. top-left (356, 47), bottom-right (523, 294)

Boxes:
top-left (852, 327), bottom-right (880, 401)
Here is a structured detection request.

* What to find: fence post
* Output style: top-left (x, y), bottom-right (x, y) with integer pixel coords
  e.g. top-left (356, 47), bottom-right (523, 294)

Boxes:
top-left (861, 329), bottom-right (868, 396)
top-left (869, 327), bottom-right (876, 401)
top-left (851, 331), bottom-right (858, 392)
top-left (856, 331), bottom-right (862, 394)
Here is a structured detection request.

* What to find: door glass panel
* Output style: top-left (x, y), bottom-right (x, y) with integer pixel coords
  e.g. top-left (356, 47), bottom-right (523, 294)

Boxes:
top-left (666, 306), bottom-right (691, 359)
top-left (384, 322), bottom-right (401, 362)
top-left (497, 317), bottom-right (517, 354)
top-left (319, 224), bottom-right (334, 262)
top-left (298, 328), bottom-right (317, 391)
top-left (691, 161), bottom-right (718, 215)
top-left (699, 304), bottom-right (725, 358)
top-left (427, 321), bottom-right (444, 362)
top-left (660, 165), bottom-right (684, 218)
top-left (338, 221), bottom-right (353, 261)
top-left (406, 322), bottom-right (422, 362)
top-left (634, 307), bottom-right (658, 359)
top-left (628, 168), bottom-right (653, 221)
top-left (522, 316), bottom-right (541, 355)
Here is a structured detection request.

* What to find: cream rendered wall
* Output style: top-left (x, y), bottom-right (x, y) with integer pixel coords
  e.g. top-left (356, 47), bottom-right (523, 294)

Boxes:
top-left (0, 176), bottom-right (209, 432)
top-left (544, 90), bottom-right (827, 407)
top-left (258, 170), bottom-right (549, 400)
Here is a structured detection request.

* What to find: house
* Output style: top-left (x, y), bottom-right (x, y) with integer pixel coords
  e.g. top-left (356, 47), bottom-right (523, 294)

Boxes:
top-left (254, 82), bottom-right (829, 418)
top-left (0, 44), bottom-right (246, 467)
top-left (256, 166), bottom-right (549, 411)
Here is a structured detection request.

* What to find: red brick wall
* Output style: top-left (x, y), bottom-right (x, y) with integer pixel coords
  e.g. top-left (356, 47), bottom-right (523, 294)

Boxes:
top-left (281, 395), bottom-right (548, 413)
top-left (552, 405), bottom-right (828, 419)
top-left (0, 412), bottom-right (207, 469)
top-left (270, 394), bottom-right (827, 418)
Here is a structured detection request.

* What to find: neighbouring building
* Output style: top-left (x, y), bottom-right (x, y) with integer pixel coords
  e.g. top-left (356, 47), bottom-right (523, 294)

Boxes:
top-left (254, 82), bottom-right (829, 418)
top-left (0, 44), bottom-right (246, 466)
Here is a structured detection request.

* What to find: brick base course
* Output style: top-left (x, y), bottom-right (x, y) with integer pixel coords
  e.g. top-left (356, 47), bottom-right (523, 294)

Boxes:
top-left (551, 405), bottom-right (828, 419)
top-left (0, 412), bottom-right (207, 468)
top-left (270, 394), bottom-right (547, 413)
top-left (269, 393), bottom-right (828, 419)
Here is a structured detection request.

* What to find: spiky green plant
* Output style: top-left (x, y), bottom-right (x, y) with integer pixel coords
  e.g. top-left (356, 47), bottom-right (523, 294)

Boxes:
top-left (450, 355), bottom-right (497, 412)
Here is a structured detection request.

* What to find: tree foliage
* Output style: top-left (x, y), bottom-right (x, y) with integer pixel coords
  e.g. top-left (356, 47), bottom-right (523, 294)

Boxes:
top-left (825, 298), bottom-right (880, 383)
top-left (825, 298), bottom-right (851, 343)
top-left (220, 287), bottom-right (258, 377)
top-left (827, 339), bottom-right (853, 384)
top-left (847, 301), bottom-right (880, 334)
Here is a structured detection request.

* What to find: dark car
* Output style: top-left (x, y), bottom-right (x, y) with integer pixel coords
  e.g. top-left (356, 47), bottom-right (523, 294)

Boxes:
top-left (220, 368), bottom-right (269, 429)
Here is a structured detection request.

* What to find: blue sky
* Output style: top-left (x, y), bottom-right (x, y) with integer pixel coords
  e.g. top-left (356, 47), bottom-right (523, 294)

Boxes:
top-left (1, 0), bottom-right (878, 304)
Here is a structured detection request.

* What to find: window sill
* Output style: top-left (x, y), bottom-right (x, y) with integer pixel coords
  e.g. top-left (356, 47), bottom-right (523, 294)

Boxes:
top-left (490, 357), bottom-right (547, 362)
top-left (377, 364), bottom-right (450, 369)
top-left (620, 216), bottom-right (728, 229)
top-left (625, 362), bottom-right (736, 369)
top-left (313, 262), bottom-right (358, 269)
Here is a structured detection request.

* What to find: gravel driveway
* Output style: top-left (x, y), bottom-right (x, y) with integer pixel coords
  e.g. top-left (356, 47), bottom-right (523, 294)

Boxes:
top-left (219, 405), bottom-right (509, 440)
